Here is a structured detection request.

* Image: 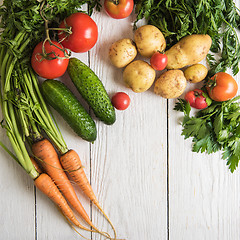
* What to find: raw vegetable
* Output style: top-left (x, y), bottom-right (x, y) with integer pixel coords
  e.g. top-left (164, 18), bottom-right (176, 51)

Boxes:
top-left (104, 0), bottom-right (134, 19)
top-left (109, 38), bottom-right (137, 68)
top-left (150, 52), bottom-right (168, 71)
top-left (174, 95), bottom-right (240, 172)
top-left (60, 149), bottom-right (117, 239)
top-left (58, 12), bottom-right (98, 53)
top-left (67, 57), bottom-right (116, 125)
top-left (154, 70), bottom-right (187, 99)
top-left (111, 92), bottom-right (131, 110)
top-left (134, 25), bottom-right (166, 58)
top-left (31, 40), bottom-right (69, 79)
top-left (165, 34), bottom-right (212, 70)
top-left (123, 60), bottom-right (156, 93)
top-left (134, 0), bottom-right (240, 75)
top-left (206, 72), bottom-right (238, 102)
top-left (184, 64), bottom-right (208, 83)
top-left (31, 157), bottom-right (43, 174)
top-left (41, 79), bottom-right (97, 142)
top-left (32, 139), bottom-right (97, 230)
top-left (34, 173), bottom-right (92, 231)
top-left (184, 89), bottom-right (211, 109)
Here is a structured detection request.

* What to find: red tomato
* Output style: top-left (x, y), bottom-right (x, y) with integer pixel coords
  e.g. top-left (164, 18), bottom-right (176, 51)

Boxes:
top-left (31, 41), bottom-right (69, 79)
top-left (104, 0), bottom-right (134, 19)
top-left (206, 72), bottom-right (238, 102)
top-left (184, 89), bottom-right (208, 109)
top-left (58, 12), bottom-right (98, 53)
top-left (150, 52), bottom-right (168, 71)
top-left (111, 92), bottom-right (130, 110)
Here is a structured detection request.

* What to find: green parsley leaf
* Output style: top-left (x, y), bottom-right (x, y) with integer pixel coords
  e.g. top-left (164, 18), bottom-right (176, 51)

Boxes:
top-left (174, 96), bottom-right (240, 172)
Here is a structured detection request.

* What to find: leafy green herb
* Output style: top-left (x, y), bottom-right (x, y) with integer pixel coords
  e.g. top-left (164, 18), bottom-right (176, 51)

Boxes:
top-left (134, 0), bottom-right (240, 75)
top-left (174, 96), bottom-right (240, 172)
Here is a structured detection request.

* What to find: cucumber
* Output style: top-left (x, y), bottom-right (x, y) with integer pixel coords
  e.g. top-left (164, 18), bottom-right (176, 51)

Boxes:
top-left (67, 58), bottom-right (116, 125)
top-left (41, 79), bottom-right (97, 142)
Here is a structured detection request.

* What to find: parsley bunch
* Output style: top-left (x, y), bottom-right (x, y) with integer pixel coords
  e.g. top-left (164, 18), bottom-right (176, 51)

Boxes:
top-left (174, 96), bottom-right (240, 173)
top-left (134, 0), bottom-right (240, 75)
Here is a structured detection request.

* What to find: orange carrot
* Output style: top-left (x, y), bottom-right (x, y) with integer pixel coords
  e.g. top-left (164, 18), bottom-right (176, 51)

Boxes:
top-left (32, 140), bottom-right (111, 239)
top-left (60, 149), bottom-right (117, 239)
top-left (32, 139), bottom-right (93, 228)
top-left (34, 173), bottom-right (88, 229)
top-left (30, 157), bottom-right (42, 173)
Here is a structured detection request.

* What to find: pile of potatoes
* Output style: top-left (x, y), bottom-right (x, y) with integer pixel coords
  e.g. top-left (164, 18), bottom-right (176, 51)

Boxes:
top-left (108, 24), bottom-right (212, 98)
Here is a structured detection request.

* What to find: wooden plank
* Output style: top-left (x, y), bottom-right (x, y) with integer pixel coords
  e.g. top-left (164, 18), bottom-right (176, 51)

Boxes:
top-left (169, 98), bottom-right (240, 239)
top-left (0, 113), bottom-right (35, 239)
top-left (88, 11), bottom-right (168, 240)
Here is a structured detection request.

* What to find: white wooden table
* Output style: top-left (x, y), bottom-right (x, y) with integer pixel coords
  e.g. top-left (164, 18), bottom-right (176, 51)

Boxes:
top-left (1, 2), bottom-right (240, 240)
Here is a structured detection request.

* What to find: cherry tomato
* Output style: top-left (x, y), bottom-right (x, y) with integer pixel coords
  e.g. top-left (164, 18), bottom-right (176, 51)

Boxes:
top-left (58, 12), bottom-right (98, 53)
top-left (206, 72), bottom-right (238, 102)
top-left (104, 0), bottom-right (134, 19)
top-left (111, 92), bottom-right (130, 110)
top-left (31, 41), bottom-right (69, 79)
top-left (184, 89), bottom-right (209, 109)
top-left (150, 52), bottom-right (168, 71)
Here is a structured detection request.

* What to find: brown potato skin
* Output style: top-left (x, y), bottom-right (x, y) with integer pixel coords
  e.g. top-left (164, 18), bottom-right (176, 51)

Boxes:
top-left (123, 60), bottom-right (156, 93)
top-left (134, 25), bottom-right (166, 58)
top-left (165, 34), bottom-right (212, 69)
top-left (109, 38), bottom-right (137, 68)
top-left (184, 64), bottom-right (208, 83)
top-left (154, 70), bottom-right (187, 99)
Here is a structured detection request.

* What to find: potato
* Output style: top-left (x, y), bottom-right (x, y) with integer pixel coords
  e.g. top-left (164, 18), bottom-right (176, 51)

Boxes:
top-left (184, 64), bottom-right (208, 83)
top-left (123, 60), bottom-right (156, 93)
top-left (134, 25), bottom-right (166, 58)
top-left (154, 70), bottom-right (187, 99)
top-left (165, 34), bottom-right (212, 69)
top-left (109, 38), bottom-right (137, 68)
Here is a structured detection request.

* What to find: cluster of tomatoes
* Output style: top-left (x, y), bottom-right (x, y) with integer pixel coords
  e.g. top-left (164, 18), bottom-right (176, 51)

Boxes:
top-left (31, 12), bottom-right (98, 79)
top-left (185, 72), bottom-right (238, 109)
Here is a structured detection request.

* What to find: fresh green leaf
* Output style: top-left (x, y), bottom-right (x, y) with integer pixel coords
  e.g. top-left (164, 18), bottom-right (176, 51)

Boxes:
top-left (192, 134), bottom-right (221, 154)
top-left (174, 99), bottom-right (191, 116)
top-left (213, 111), bottom-right (223, 138)
top-left (182, 117), bottom-right (209, 139)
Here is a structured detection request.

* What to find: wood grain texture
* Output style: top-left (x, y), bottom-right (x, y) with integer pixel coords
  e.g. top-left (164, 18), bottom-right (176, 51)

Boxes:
top-left (0, 119), bottom-right (35, 239)
top-left (87, 10), bottom-right (167, 240)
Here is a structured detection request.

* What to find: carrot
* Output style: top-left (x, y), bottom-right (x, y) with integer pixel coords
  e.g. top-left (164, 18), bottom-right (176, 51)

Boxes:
top-left (60, 149), bottom-right (117, 239)
top-left (34, 173), bottom-right (105, 240)
top-left (30, 157), bottom-right (42, 173)
top-left (32, 139), bottom-right (111, 239)
top-left (32, 139), bottom-right (93, 226)
top-left (34, 173), bottom-right (86, 228)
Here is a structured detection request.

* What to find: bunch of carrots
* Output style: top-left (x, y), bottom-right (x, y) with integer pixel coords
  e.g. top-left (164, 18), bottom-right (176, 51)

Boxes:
top-left (0, 0), bottom-right (117, 239)
top-left (0, 33), bottom-right (117, 240)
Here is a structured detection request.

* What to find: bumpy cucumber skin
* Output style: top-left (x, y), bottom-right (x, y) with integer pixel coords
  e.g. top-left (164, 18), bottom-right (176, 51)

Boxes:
top-left (68, 58), bottom-right (116, 125)
top-left (41, 79), bottom-right (97, 142)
